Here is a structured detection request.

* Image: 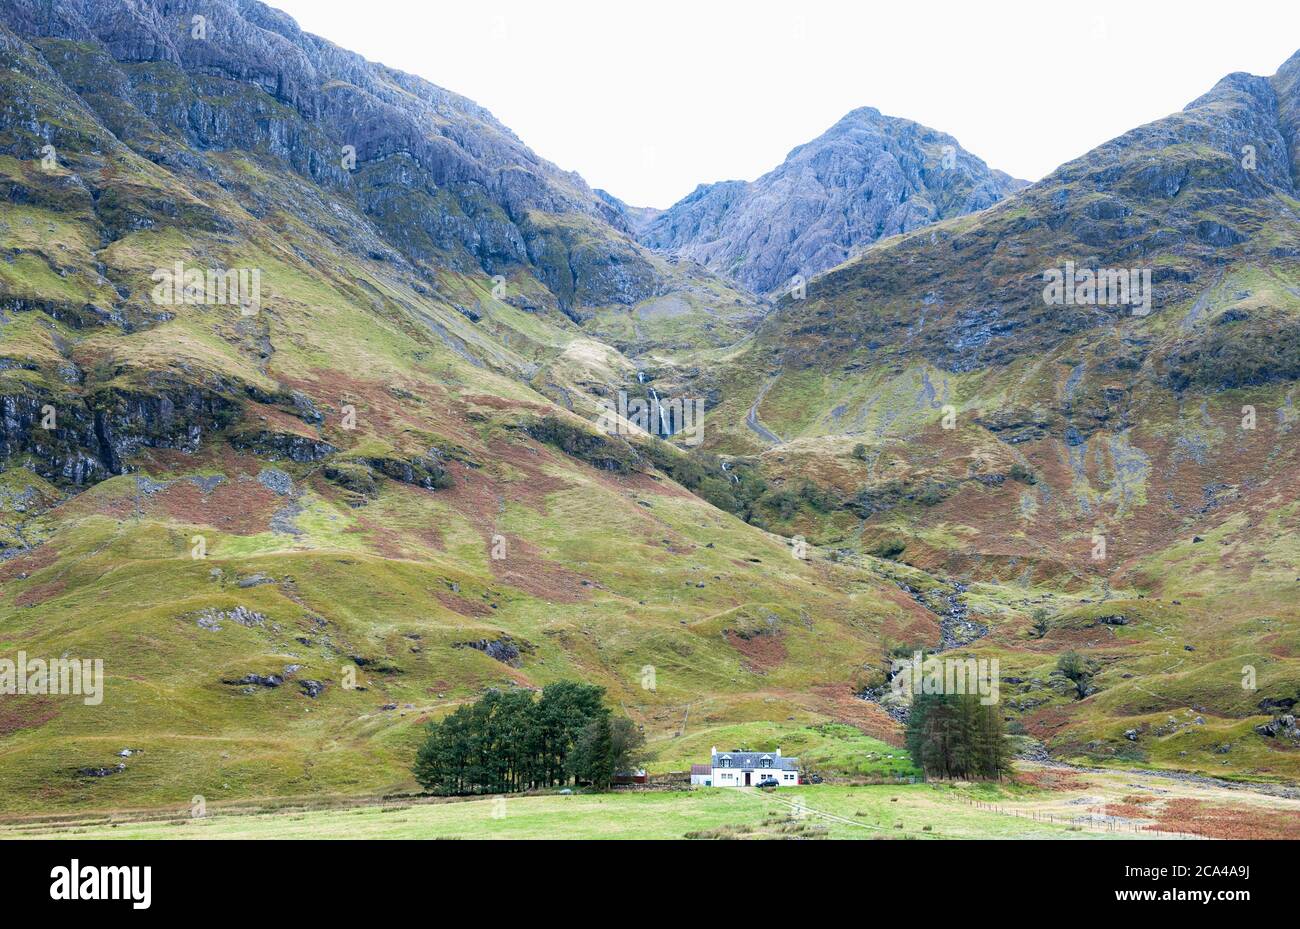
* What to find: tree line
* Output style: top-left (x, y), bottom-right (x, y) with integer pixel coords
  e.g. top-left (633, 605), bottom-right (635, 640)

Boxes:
top-left (905, 692), bottom-right (1012, 780)
top-left (413, 682), bottom-right (645, 795)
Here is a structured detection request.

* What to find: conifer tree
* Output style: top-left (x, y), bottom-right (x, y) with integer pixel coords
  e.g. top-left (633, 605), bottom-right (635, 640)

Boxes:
top-left (906, 692), bottom-right (1010, 780)
top-left (413, 682), bottom-right (635, 795)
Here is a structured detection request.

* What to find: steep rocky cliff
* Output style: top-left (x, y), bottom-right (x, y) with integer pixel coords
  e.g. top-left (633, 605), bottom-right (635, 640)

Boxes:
top-left (0, 0), bottom-right (650, 307)
top-left (0, 0), bottom-right (766, 483)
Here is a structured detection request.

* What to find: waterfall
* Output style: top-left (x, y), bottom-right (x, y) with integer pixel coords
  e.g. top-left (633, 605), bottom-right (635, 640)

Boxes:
top-left (647, 385), bottom-right (670, 437)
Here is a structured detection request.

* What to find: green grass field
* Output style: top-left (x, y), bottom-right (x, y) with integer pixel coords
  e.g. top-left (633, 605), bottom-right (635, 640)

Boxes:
top-left (0, 784), bottom-right (1131, 841)
top-left (13, 758), bottom-right (1296, 840)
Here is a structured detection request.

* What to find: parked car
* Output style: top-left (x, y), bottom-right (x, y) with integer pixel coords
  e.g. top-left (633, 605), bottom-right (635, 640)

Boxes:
top-left (756, 777), bottom-right (780, 788)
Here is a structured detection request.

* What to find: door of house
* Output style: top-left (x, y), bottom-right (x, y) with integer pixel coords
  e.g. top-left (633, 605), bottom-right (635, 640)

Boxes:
top-left (744, 771), bottom-right (751, 786)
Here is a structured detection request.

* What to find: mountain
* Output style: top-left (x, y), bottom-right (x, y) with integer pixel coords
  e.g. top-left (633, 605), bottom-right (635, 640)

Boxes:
top-left (2, 0), bottom-right (1298, 817)
top-left (636, 108), bottom-right (1026, 294)
top-left (0, 0), bottom-right (767, 362)
top-left (680, 52), bottom-right (1300, 780)
top-left (0, 0), bottom-right (916, 813)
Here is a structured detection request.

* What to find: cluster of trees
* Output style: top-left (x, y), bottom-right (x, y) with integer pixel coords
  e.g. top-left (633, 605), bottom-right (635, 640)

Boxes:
top-left (905, 692), bottom-right (1012, 781)
top-left (413, 682), bottom-right (645, 795)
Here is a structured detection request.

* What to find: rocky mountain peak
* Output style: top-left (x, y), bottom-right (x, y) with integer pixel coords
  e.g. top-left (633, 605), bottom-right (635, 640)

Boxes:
top-left (634, 107), bottom-right (1025, 294)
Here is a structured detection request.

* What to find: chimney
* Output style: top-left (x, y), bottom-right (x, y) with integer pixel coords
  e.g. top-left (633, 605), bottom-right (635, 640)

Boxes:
top-left (711, 746), bottom-right (717, 757)
top-left (776, 747), bottom-right (781, 757)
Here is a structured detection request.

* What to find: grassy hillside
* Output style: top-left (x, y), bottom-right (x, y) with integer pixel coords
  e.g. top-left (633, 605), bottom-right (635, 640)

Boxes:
top-left (2, 2), bottom-right (1298, 830)
top-left (646, 57), bottom-right (1300, 783)
top-left (0, 6), bottom-right (916, 816)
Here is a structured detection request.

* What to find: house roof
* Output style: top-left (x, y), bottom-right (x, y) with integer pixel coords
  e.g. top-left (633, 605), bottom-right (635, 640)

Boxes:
top-left (711, 750), bottom-right (798, 771)
top-left (690, 764), bottom-right (712, 775)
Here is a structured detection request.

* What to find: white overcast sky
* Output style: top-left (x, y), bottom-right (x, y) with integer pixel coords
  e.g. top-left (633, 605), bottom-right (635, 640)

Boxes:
top-left (271, 0), bottom-right (1300, 208)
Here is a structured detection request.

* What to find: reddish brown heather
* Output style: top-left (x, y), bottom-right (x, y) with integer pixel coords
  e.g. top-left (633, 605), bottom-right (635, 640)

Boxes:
top-left (0, 697), bottom-right (59, 736)
top-left (724, 628), bottom-right (788, 673)
top-left (1014, 768), bottom-right (1087, 791)
top-left (808, 684), bottom-right (905, 746)
top-left (0, 545), bottom-right (59, 582)
top-left (14, 579), bottom-right (67, 608)
top-left (1146, 798), bottom-right (1300, 840)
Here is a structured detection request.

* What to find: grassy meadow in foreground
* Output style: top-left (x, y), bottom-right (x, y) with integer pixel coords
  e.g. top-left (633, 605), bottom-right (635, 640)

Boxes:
top-left (10, 762), bottom-right (1299, 840)
top-left (0, 785), bottom-right (1098, 841)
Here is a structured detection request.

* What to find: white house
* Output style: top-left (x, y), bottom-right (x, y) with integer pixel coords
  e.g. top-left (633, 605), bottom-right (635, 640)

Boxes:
top-left (694, 747), bottom-right (799, 787)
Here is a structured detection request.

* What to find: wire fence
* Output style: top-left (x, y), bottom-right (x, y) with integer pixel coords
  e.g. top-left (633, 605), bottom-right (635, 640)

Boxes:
top-left (957, 796), bottom-right (1211, 838)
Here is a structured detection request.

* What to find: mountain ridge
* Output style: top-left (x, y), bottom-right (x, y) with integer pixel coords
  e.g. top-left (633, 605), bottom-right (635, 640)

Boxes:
top-left (1, 0), bottom-right (1298, 816)
top-left (0, 0), bottom-right (927, 813)
top-left (634, 106), bottom-right (1027, 294)
top-left (660, 46), bottom-right (1300, 781)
